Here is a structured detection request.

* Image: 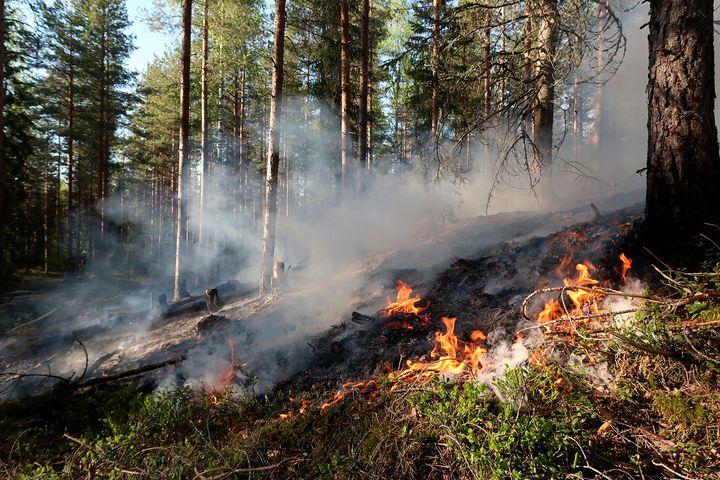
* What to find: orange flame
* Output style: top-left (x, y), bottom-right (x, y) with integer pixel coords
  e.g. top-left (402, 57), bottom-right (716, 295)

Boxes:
top-left (536, 262), bottom-right (606, 336)
top-left (320, 380), bottom-right (378, 414)
top-left (383, 281), bottom-right (428, 317)
top-left (219, 338), bottom-right (237, 387)
top-left (395, 317), bottom-right (487, 383)
top-left (619, 253), bottom-right (632, 280)
top-left (554, 230), bottom-right (588, 277)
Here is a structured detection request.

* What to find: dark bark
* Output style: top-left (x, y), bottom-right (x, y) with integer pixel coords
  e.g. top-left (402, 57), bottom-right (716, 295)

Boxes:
top-left (173, 0), bottom-right (192, 301)
top-left (645, 0), bottom-right (720, 231)
top-left (259, 0), bottom-right (285, 295)
top-left (532, 0), bottom-right (558, 170)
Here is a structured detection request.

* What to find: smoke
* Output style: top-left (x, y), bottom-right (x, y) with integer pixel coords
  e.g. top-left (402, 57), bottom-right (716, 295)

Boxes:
top-left (0, 5), bottom-right (659, 401)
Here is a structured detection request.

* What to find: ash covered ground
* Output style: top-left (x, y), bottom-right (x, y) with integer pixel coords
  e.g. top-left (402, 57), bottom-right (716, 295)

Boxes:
top-left (0, 195), bottom-right (642, 401)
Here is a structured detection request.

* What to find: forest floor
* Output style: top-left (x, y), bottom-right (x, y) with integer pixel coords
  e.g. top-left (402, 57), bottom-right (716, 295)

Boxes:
top-left (1, 199), bottom-right (720, 479)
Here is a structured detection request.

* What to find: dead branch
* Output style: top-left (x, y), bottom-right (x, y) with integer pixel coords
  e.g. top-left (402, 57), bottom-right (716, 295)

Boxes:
top-left (73, 356), bottom-right (185, 389)
top-left (9, 305), bottom-right (60, 332)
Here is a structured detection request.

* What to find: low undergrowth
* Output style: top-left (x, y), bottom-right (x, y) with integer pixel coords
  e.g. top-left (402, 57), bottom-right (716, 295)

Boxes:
top-left (2, 264), bottom-right (720, 479)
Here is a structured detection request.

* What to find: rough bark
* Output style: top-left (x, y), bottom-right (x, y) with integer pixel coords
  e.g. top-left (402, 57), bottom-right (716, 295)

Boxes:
top-left (199, 0), bottom-right (209, 246)
top-left (173, 0), bottom-right (192, 301)
top-left (358, 0), bottom-right (369, 169)
top-left (645, 0), bottom-right (720, 231)
top-left (339, 0), bottom-right (350, 190)
top-left (259, 0), bottom-right (285, 295)
top-left (532, 0), bottom-right (558, 170)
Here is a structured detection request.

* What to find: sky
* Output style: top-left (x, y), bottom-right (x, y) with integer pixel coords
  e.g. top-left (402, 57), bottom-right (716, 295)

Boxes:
top-left (126, 0), bottom-right (172, 74)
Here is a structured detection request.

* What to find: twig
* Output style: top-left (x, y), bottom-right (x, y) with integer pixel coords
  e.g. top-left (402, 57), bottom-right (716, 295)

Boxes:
top-left (9, 306), bottom-right (60, 332)
top-left (651, 460), bottom-right (700, 480)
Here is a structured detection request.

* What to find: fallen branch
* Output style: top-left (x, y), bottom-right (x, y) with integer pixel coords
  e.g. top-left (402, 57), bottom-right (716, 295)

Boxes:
top-left (74, 356), bottom-right (185, 389)
top-left (9, 306), bottom-right (60, 332)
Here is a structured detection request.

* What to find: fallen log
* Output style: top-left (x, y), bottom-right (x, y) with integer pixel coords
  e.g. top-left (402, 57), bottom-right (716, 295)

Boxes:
top-left (74, 356), bottom-right (185, 389)
top-left (351, 311), bottom-right (373, 324)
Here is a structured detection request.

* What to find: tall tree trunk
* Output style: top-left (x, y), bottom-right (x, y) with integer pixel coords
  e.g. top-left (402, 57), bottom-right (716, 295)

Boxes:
top-left (572, 75), bottom-right (582, 160)
top-left (259, 0), bottom-right (285, 295)
top-left (173, 0), bottom-right (192, 301)
top-left (97, 29), bottom-right (108, 256)
top-left (199, 0), bottom-right (209, 246)
top-left (645, 0), bottom-right (720, 231)
top-left (591, 2), bottom-right (606, 150)
top-left (0, 0), bottom-right (5, 278)
top-left (339, 0), bottom-right (350, 191)
top-left (67, 70), bottom-right (74, 262)
top-left (367, 43), bottom-right (373, 169)
top-left (483, 16), bottom-right (491, 154)
top-left (358, 0), bottom-right (369, 170)
top-left (532, 0), bottom-right (557, 170)
top-left (430, 0), bottom-right (440, 147)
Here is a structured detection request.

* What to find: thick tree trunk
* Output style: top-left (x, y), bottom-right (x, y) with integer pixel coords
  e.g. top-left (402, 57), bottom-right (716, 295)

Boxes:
top-left (173, 0), bottom-right (192, 301)
top-left (645, 0), bottom-right (720, 231)
top-left (358, 0), bottom-right (369, 170)
top-left (339, 0), bottom-right (350, 191)
top-left (259, 0), bottom-right (285, 295)
top-left (199, 0), bottom-right (209, 246)
top-left (532, 0), bottom-right (557, 170)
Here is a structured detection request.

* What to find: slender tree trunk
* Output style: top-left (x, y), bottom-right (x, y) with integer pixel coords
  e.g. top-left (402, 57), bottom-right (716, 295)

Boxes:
top-left (339, 0), bottom-right (350, 191)
top-left (591, 2), bottom-right (606, 150)
top-left (97, 29), bottom-right (108, 256)
top-left (532, 0), bottom-right (558, 170)
top-left (0, 0), bottom-right (6, 278)
top-left (67, 70), bottom-right (74, 263)
top-left (199, 0), bottom-right (209, 245)
top-left (173, 0), bottom-right (192, 301)
top-left (572, 75), bottom-right (581, 160)
top-left (358, 0), bottom-right (369, 170)
top-left (259, 0), bottom-right (285, 295)
top-left (367, 43), bottom-right (373, 169)
top-left (645, 0), bottom-right (720, 232)
top-left (483, 16), bottom-right (491, 154)
top-left (430, 0), bottom-right (440, 146)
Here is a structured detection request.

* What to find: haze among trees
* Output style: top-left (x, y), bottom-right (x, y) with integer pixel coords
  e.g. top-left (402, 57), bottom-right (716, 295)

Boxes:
top-left (0, 0), bottom-right (717, 292)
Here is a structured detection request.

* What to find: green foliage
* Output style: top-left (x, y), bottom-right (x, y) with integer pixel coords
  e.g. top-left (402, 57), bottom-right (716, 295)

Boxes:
top-left (410, 369), bottom-right (594, 478)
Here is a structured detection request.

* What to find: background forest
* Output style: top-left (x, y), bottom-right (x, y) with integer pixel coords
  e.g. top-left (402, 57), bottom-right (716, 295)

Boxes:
top-left (0, 0), bottom-right (643, 293)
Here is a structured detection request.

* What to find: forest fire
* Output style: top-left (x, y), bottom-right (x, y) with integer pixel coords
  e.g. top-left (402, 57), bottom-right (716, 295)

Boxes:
top-left (382, 281), bottom-right (428, 318)
top-left (376, 281), bottom-right (431, 330)
top-left (219, 338), bottom-right (237, 386)
top-left (320, 380), bottom-right (377, 414)
top-left (619, 253), bottom-right (632, 281)
top-left (536, 253), bottom-right (633, 338)
top-left (394, 316), bottom-right (487, 384)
